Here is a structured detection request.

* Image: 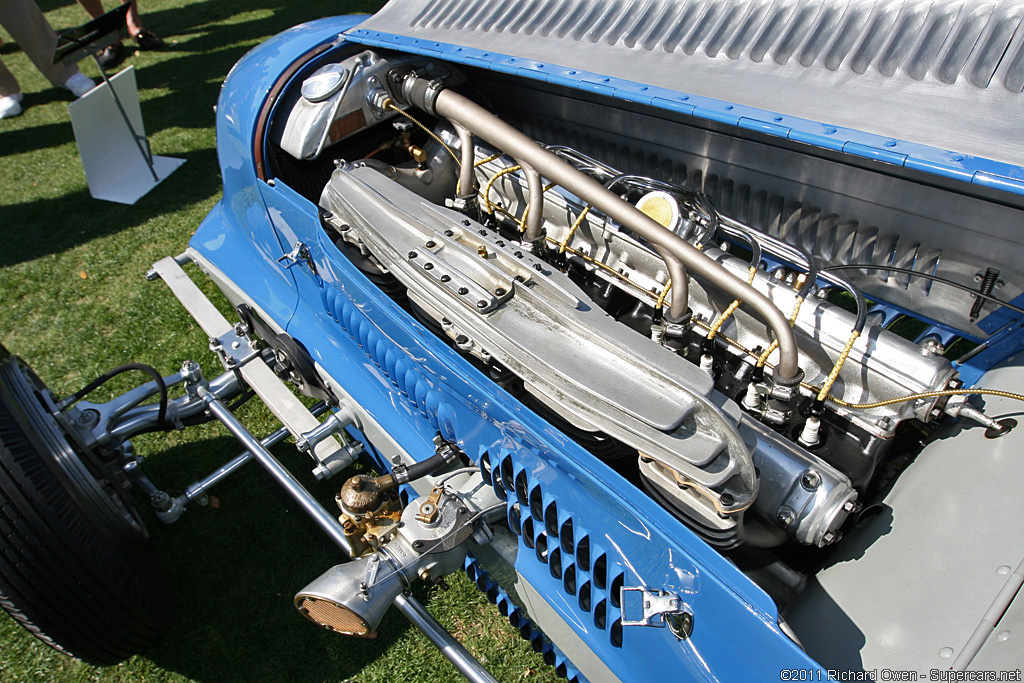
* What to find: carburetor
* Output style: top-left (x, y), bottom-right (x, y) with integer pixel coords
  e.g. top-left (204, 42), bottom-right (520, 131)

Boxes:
top-left (334, 473), bottom-right (403, 558)
top-left (295, 469), bottom-right (497, 637)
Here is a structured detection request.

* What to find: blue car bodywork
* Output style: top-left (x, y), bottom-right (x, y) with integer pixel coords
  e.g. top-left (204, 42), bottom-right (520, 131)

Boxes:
top-left (194, 16), bottom-right (819, 680)
top-left (186, 4), bottom-right (1024, 681)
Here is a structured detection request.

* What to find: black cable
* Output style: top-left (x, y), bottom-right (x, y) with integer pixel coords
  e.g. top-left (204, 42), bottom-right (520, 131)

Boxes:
top-left (404, 452), bottom-right (450, 482)
top-left (68, 363), bottom-right (168, 428)
top-left (691, 191), bottom-right (720, 244)
top-left (385, 436), bottom-right (464, 488)
top-left (724, 220), bottom-right (866, 329)
top-left (775, 242), bottom-right (819, 300)
top-left (715, 217), bottom-right (858, 335)
top-left (179, 388), bottom-right (254, 428)
top-left (823, 264), bottom-right (1024, 318)
top-left (226, 389), bottom-right (254, 412)
top-left (131, 387), bottom-right (256, 436)
top-left (818, 267), bottom-right (867, 333)
top-left (729, 223), bottom-right (819, 299)
top-left (716, 223), bottom-right (763, 273)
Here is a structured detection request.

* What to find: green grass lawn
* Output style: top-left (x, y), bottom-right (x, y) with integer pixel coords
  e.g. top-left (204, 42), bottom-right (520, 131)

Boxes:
top-left (0, 2), bottom-right (557, 681)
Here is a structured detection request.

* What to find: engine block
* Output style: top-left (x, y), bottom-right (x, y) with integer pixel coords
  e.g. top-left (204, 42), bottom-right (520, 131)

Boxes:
top-left (298, 49), bottom-right (966, 551)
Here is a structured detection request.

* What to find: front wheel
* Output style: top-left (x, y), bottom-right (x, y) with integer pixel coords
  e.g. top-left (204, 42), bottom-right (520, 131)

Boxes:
top-left (0, 347), bottom-right (172, 665)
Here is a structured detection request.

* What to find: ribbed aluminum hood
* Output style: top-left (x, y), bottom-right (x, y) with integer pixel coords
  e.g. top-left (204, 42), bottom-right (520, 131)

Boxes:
top-left (352, 0), bottom-right (1024, 181)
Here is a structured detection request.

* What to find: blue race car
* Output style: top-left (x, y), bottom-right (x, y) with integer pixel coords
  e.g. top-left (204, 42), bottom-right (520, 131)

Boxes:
top-left (3, 1), bottom-right (1023, 680)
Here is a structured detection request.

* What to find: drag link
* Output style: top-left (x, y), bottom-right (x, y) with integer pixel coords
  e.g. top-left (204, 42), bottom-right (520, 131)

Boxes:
top-left (197, 387), bottom-right (498, 683)
top-left (177, 401), bottom-right (330, 508)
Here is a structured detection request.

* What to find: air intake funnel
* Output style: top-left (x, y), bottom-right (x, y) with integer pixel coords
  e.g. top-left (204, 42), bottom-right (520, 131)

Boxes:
top-left (294, 555), bottom-right (405, 637)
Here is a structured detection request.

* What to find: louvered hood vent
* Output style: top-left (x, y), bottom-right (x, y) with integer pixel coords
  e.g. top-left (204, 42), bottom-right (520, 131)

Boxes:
top-left (353, 0), bottom-right (1024, 170)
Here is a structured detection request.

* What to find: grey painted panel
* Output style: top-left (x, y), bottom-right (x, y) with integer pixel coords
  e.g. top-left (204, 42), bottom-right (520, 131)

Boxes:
top-left (972, 587), bottom-right (1024, 670)
top-left (357, 0), bottom-right (1024, 167)
top-left (784, 359), bottom-right (1024, 671)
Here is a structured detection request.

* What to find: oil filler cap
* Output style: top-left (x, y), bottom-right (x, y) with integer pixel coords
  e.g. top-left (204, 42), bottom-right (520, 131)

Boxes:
top-left (636, 191), bottom-right (681, 232)
top-left (301, 63), bottom-right (349, 103)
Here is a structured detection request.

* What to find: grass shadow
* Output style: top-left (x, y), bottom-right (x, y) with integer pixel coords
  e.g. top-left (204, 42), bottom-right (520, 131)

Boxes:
top-left (1, 0), bottom-right (383, 266)
top-left (1, 2), bottom-right (560, 680)
top-left (0, 146), bottom-right (219, 268)
top-left (137, 435), bottom-right (409, 683)
top-left (0, 115), bottom-right (75, 156)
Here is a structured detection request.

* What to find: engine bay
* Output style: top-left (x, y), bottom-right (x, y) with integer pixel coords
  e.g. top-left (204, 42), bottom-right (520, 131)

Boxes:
top-left (266, 47), bottom-right (1024, 610)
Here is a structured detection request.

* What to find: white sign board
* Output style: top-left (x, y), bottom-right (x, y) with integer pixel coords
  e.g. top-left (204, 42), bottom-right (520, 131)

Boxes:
top-left (69, 66), bottom-right (184, 205)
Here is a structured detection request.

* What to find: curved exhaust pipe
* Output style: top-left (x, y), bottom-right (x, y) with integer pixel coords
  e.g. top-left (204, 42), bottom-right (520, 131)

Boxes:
top-left (391, 72), bottom-right (801, 381)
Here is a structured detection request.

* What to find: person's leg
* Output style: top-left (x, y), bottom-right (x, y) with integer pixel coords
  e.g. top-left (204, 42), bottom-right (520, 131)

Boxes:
top-left (0, 0), bottom-right (77, 87)
top-left (76, 1), bottom-right (151, 42)
top-left (124, 1), bottom-right (161, 49)
top-left (0, 63), bottom-right (23, 116)
top-left (0, 57), bottom-right (21, 98)
top-left (74, 0), bottom-right (159, 51)
top-left (0, 37), bottom-right (24, 117)
top-left (0, 36), bottom-right (20, 98)
top-left (125, 0), bottom-right (142, 36)
top-left (76, 0), bottom-right (129, 68)
top-left (75, 0), bottom-right (104, 20)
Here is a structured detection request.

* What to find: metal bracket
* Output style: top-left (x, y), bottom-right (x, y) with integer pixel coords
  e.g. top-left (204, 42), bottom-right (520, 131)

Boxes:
top-left (209, 323), bottom-right (261, 369)
top-left (151, 255), bottom-right (346, 469)
top-left (663, 321), bottom-right (688, 338)
top-left (432, 433), bottom-right (464, 466)
top-left (365, 75), bottom-right (389, 118)
top-left (360, 553), bottom-right (383, 599)
top-left (277, 241), bottom-right (318, 276)
top-left (299, 412), bottom-right (363, 480)
top-left (296, 412), bottom-right (345, 453)
top-left (416, 485), bottom-right (444, 525)
top-left (620, 587), bottom-right (690, 631)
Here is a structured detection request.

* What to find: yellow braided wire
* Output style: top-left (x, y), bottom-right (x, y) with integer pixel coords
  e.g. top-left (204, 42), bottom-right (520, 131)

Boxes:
top-left (655, 279), bottom-right (672, 311)
top-left (474, 153), bottom-right (502, 168)
top-left (757, 297), bottom-right (805, 368)
top-left (705, 266), bottom-right (758, 341)
top-left (756, 343), bottom-right (778, 368)
top-left (459, 146), bottom-right (1024, 414)
top-left (559, 204), bottom-right (592, 253)
top-left (691, 310), bottom-right (1024, 411)
top-left (816, 330), bottom-right (861, 402)
top-left (384, 101), bottom-right (460, 168)
top-left (826, 387), bottom-right (1024, 410)
top-left (480, 165), bottom-right (522, 214)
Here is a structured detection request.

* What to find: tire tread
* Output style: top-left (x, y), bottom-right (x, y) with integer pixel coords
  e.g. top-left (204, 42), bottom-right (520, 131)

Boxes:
top-left (0, 375), bottom-right (171, 665)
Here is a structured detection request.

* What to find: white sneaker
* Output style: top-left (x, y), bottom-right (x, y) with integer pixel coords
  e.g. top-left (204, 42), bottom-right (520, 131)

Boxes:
top-left (0, 94), bottom-right (22, 119)
top-left (63, 73), bottom-right (96, 98)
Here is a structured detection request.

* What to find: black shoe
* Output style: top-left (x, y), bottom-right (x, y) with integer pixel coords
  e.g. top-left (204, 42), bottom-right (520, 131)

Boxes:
top-left (133, 29), bottom-right (164, 51)
top-left (97, 42), bottom-right (125, 69)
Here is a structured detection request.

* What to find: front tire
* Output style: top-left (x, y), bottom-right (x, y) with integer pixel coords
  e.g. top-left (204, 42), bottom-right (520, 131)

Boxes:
top-left (0, 347), bottom-right (171, 665)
